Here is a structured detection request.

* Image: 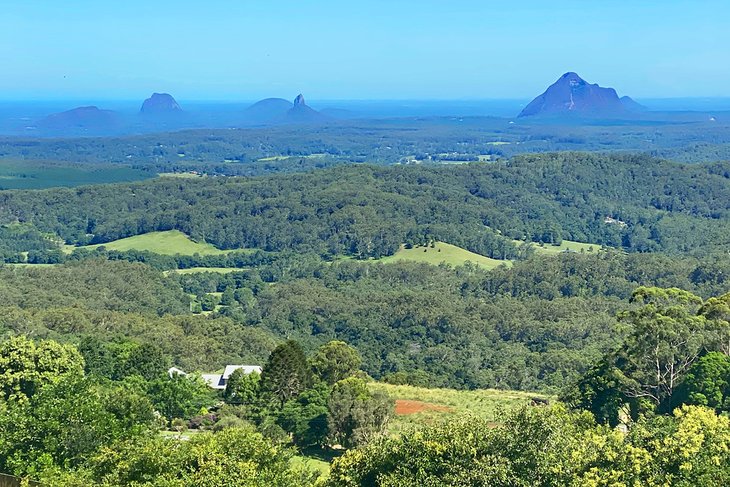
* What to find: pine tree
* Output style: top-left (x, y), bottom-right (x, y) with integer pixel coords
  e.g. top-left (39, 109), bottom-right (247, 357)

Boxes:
top-left (260, 340), bottom-right (313, 409)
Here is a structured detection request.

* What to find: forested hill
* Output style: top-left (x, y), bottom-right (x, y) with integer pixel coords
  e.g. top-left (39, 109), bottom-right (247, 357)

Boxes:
top-left (1, 152), bottom-right (729, 257)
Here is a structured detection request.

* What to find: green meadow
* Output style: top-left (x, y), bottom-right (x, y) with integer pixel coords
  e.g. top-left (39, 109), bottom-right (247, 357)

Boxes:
top-left (167, 267), bottom-right (243, 275)
top-left (380, 242), bottom-right (509, 270)
top-left (524, 239), bottom-right (601, 255)
top-left (74, 230), bottom-right (231, 256)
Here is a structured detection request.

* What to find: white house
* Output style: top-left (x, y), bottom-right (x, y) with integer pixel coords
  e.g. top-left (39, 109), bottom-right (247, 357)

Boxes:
top-left (201, 365), bottom-right (262, 390)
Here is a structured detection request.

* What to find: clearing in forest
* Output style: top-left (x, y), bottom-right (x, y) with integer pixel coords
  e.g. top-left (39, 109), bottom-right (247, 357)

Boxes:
top-left (380, 242), bottom-right (509, 270)
top-left (73, 230), bottom-right (233, 256)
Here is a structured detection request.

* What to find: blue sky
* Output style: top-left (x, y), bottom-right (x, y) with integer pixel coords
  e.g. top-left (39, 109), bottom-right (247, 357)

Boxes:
top-left (1, 0), bottom-right (728, 100)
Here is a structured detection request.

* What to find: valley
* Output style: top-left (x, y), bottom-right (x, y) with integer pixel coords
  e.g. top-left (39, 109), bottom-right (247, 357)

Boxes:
top-left (2, 3), bottom-right (730, 482)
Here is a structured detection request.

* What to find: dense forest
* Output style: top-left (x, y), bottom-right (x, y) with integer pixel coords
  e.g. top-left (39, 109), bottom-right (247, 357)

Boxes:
top-left (1, 153), bottom-right (729, 263)
top-left (3, 116), bottom-right (730, 172)
top-left (0, 148), bottom-right (729, 484)
top-left (2, 249), bottom-right (729, 392)
top-left (2, 256), bottom-right (730, 485)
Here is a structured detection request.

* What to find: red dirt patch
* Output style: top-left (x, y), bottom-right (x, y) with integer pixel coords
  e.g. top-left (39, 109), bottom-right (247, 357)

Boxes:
top-left (395, 399), bottom-right (453, 415)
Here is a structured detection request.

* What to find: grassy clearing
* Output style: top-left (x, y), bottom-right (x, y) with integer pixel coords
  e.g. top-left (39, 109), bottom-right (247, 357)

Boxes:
top-left (526, 239), bottom-right (601, 255)
top-left (166, 267), bottom-right (243, 275)
top-left (258, 153), bottom-right (327, 162)
top-left (158, 172), bottom-right (205, 179)
top-left (290, 454), bottom-right (331, 476)
top-left (380, 242), bottom-right (509, 270)
top-left (73, 230), bottom-right (233, 256)
top-left (370, 383), bottom-right (549, 434)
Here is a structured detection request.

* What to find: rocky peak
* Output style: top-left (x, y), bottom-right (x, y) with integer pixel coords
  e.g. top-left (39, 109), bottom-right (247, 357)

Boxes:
top-left (140, 93), bottom-right (182, 114)
top-left (518, 72), bottom-right (627, 118)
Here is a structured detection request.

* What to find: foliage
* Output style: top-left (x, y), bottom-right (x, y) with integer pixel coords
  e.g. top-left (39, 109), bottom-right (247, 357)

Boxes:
top-left (0, 259), bottom-right (190, 315)
top-left (327, 377), bottom-right (394, 448)
top-left (619, 287), bottom-right (708, 407)
top-left (278, 382), bottom-right (330, 447)
top-left (146, 374), bottom-right (217, 421)
top-left (310, 341), bottom-right (362, 386)
top-left (0, 371), bottom-right (154, 478)
top-left (123, 343), bottom-right (170, 381)
top-left (326, 404), bottom-right (730, 487)
top-left (50, 426), bottom-right (319, 487)
top-left (260, 340), bottom-right (313, 408)
top-left (5, 154), bottom-right (730, 261)
top-left (224, 369), bottom-right (261, 405)
top-left (674, 352), bottom-right (730, 412)
top-left (0, 335), bottom-right (84, 402)
top-left (566, 287), bottom-right (730, 423)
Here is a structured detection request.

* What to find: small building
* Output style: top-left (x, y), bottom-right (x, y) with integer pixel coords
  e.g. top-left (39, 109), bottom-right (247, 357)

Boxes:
top-left (201, 365), bottom-right (262, 390)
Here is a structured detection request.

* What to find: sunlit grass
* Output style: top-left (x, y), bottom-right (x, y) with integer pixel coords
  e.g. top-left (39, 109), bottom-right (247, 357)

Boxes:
top-left (380, 242), bottom-right (510, 270)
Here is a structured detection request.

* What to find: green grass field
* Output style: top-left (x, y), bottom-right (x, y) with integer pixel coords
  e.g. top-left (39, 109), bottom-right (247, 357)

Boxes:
top-left (290, 455), bottom-right (331, 476)
top-left (158, 172), bottom-right (206, 179)
top-left (370, 383), bottom-right (549, 434)
top-left (0, 159), bottom-right (152, 189)
top-left (380, 242), bottom-right (509, 270)
top-left (167, 267), bottom-right (243, 275)
top-left (74, 230), bottom-right (232, 256)
top-left (525, 239), bottom-right (601, 255)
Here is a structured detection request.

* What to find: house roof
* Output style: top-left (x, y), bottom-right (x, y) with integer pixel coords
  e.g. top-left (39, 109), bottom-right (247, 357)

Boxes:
top-left (222, 365), bottom-right (262, 379)
top-left (201, 373), bottom-right (225, 389)
top-left (200, 365), bottom-right (263, 390)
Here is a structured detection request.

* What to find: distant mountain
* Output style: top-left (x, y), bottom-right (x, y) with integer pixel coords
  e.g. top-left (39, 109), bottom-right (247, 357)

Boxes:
top-left (244, 97), bottom-right (293, 122)
top-left (36, 106), bottom-right (120, 132)
top-left (518, 72), bottom-right (628, 118)
top-left (244, 94), bottom-right (328, 124)
top-left (620, 96), bottom-right (647, 112)
top-left (140, 93), bottom-right (182, 115)
top-left (284, 94), bottom-right (328, 123)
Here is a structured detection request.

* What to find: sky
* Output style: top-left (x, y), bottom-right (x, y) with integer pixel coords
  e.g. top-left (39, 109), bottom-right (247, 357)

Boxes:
top-left (1, 0), bottom-right (728, 101)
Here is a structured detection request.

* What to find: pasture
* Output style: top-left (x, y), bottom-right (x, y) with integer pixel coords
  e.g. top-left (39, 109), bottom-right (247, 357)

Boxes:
top-left (380, 242), bottom-right (509, 270)
top-left (75, 230), bottom-right (231, 256)
top-left (528, 239), bottom-right (601, 255)
top-left (167, 267), bottom-right (243, 275)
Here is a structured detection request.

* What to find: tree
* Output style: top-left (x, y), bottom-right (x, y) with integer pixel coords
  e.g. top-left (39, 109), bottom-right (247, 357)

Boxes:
top-left (260, 341), bottom-right (313, 409)
top-left (310, 341), bottom-right (362, 386)
top-left (0, 335), bottom-right (84, 402)
top-left (224, 369), bottom-right (260, 405)
top-left (220, 286), bottom-right (235, 306)
top-left (53, 426), bottom-right (319, 487)
top-left (674, 352), bottom-right (730, 412)
top-left (699, 292), bottom-right (730, 355)
top-left (277, 382), bottom-right (330, 447)
top-left (123, 343), bottom-right (170, 381)
top-left (146, 374), bottom-right (216, 420)
top-left (620, 287), bottom-right (709, 408)
top-left (0, 375), bottom-right (154, 477)
top-left (327, 377), bottom-right (393, 448)
top-left (200, 294), bottom-right (219, 312)
top-left (561, 358), bottom-right (633, 426)
top-left (325, 405), bottom-right (730, 487)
